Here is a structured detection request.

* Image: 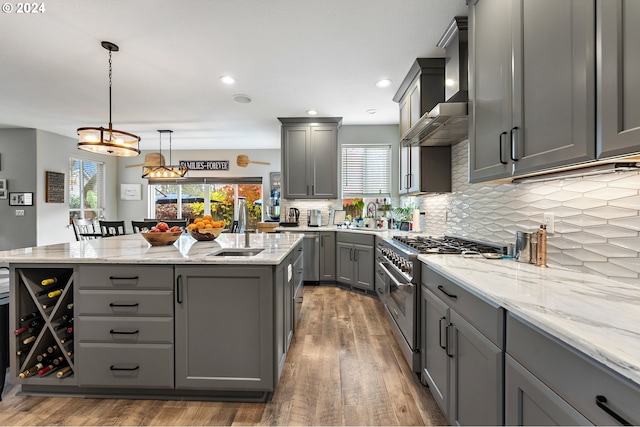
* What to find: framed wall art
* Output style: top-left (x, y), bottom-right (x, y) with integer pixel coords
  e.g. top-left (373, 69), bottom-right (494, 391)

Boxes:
top-left (120, 183), bottom-right (142, 201)
top-left (9, 192), bottom-right (33, 206)
top-left (0, 179), bottom-right (6, 199)
top-left (45, 171), bottom-right (65, 203)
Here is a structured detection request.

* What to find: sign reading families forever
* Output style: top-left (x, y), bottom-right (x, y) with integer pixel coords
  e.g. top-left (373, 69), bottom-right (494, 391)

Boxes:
top-left (179, 160), bottom-right (229, 171)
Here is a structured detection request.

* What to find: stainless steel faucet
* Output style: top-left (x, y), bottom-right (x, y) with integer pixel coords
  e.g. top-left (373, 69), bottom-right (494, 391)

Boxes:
top-left (245, 231), bottom-right (251, 248)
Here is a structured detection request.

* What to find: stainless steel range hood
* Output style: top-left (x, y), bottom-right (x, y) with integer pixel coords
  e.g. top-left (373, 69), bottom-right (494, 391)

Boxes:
top-left (403, 17), bottom-right (468, 147)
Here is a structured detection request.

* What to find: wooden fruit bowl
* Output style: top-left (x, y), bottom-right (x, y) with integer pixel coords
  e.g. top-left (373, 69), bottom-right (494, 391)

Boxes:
top-left (141, 231), bottom-right (183, 246)
top-left (188, 227), bottom-right (224, 241)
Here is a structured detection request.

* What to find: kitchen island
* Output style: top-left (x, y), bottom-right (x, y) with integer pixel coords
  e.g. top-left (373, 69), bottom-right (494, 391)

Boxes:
top-left (1, 232), bottom-right (304, 401)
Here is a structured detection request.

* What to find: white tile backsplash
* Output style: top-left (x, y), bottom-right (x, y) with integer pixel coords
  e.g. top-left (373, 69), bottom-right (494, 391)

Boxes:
top-left (416, 141), bottom-right (640, 286)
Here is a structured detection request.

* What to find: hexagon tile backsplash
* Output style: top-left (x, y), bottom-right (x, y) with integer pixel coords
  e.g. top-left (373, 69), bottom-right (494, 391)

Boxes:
top-left (416, 140), bottom-right (640, 286)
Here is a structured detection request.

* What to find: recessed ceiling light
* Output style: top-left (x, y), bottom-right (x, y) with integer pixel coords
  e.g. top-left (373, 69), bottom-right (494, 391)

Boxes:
top-left (233, 94), bottom-right (252, 103)
top-left (366, 109), bottom-right (377, 115)
top-left (306, 109), bottom-right (318, 115)
top-left (375, 79), bottom-right (392, 88)
top-left (220, 76), bottom-right (236, 85)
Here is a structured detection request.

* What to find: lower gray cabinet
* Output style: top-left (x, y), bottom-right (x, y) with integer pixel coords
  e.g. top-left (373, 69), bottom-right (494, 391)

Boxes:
top-left (336, 232), bottom-right (374, 292)
top-left (421, 265), bottom-right (504, 426)
top-left (506, 313), bottom-right (640, 426)
top-left (174, 265), bottom-right (274, 391)
top-left (505, 354), bottom-right (591, 426)
top-left (319, 231), bottom-right (335, 281)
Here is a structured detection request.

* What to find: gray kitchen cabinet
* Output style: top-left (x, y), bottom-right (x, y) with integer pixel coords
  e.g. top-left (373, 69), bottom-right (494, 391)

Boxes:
top-left (319, 231), bottom-right (335, 282)
top-left (279, 117), bottom-right (341, 199)
top-left (507, 313), bottom-right (640, 426)
top-left (399, 145), bottom-right (452, 194)
top-left (469, 0), bottom-right (595, 183)
top-left (336, 232), bottom-right (374, 292)
top-left (75, 265), bottom-right (174, 388)
top-left (174, 265), bottom-right (274, 391)
top-left (421, 265), bottom-right (504, 426)
top-left (597, 0), bottom-right (640, 159)
top-left (505, 354), bottom-right (592, 426)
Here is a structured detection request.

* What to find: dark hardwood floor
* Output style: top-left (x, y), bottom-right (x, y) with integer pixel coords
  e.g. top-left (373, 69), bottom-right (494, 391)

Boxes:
top-left (0, 285), bottom-right (446, 426)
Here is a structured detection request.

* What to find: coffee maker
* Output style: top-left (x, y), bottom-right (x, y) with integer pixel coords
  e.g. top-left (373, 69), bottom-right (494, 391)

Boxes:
top-left (308, 209), bottom-right (321, 227)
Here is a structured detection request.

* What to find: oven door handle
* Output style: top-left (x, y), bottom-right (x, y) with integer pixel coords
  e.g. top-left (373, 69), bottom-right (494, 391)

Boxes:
top-left (380, 262), bottom-right (414, 289)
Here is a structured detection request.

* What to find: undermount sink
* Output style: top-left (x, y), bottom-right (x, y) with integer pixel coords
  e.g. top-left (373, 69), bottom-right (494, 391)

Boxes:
top-left (209, 248), bottom-right (264, 257)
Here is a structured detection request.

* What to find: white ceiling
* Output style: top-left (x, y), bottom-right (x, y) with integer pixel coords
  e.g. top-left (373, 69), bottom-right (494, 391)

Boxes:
top-left (0, 0), bottom-right (468, 150)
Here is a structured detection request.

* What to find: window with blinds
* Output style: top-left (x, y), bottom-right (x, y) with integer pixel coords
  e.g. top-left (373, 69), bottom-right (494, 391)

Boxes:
top-left (68, 157), bottom-right (105, 221)
top-left (342, 145), bottom-right (391, 197)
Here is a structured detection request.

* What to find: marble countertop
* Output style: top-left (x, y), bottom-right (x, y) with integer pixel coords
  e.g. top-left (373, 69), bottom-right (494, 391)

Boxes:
top-left (0, 232), bottom-right (304, 265)
top-left (419, 254), bottom-right (640, 387)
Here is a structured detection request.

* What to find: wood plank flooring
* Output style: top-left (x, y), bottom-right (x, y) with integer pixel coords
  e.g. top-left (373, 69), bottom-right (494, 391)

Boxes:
top-left (0, 285), bottom-right (446, 426)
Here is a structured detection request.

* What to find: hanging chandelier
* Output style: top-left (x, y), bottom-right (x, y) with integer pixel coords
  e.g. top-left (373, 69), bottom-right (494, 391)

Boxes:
top-left (77, 41), bottom-right (141, 157)
top-left (141, 130), bottom-right (188, 179)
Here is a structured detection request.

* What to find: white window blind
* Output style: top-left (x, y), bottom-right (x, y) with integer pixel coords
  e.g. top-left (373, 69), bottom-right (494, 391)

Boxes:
top-left (342, 145), bottom-right (391, 196)
top-left (68, 157), bottom-right (105, 220)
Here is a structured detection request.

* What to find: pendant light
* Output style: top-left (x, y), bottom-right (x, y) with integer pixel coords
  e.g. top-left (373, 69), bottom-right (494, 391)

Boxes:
top-left (77, 41), bottom-right (141, 157)
top-left (142, 130), bottom-right (188, 179)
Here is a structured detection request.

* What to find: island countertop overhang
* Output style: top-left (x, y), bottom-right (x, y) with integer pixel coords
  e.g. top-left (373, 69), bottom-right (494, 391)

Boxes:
top-left (0, 233), bottom-right (305, 265)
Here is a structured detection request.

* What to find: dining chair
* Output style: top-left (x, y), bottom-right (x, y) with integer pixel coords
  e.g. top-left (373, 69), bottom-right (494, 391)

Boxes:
top-left (99, 220), bottom-right (126, 237)
top-left (145, 218), bottom-right (188, 229)
top-left (131, 220), bottom-right (158, 234)
top-left (72, 219), bottom-right (100, 241)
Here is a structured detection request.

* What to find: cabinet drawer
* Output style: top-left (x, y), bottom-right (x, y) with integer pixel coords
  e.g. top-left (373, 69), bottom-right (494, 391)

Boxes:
top-left (77, 316), bottom-right (173, 344)
top-left (336, 232), bottom-right (374, 246)
top-left (507, 313), bottom-right (640, 425)
top-left (422, 264), bottom-right (504, 347)
top-left (76, 290), bottom-right (173, 316)
top-left (77, 265), bottom-right (173, 290)
top-left (78, 343), bottom-right (173, 388)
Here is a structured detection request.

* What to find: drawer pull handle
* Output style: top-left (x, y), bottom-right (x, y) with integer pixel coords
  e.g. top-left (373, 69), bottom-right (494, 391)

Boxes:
top-left (595, 395), bottom-right (632, 426)
top-left (110, 365), bottom-right (140, 371)
top-left (109, 302), bottom-right (139, 307)
top-left (109, 329), bottom-right (140, 335)
top-left (439, 317), bottom-right (447, 350)
top-left (437, 285), bottom-right (457, 300)
top-left (109, 276), bottom-right (139, 281)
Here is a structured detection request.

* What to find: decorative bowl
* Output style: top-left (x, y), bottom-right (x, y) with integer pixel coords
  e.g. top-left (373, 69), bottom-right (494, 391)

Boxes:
top-left (141, 231), bottom-right (183, 246)
top-left (188, 227), bottom-right (224, 241)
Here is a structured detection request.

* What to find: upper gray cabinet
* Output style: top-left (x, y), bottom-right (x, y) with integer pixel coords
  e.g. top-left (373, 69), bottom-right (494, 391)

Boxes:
top-left (469, 0), bottom-right (596, 183)
top-left (597, 0), bottom-right (640, 159)
top-left (279, 117), bottom-right (341, 199)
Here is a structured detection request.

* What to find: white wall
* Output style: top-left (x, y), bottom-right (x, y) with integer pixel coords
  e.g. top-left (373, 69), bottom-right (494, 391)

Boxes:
top-left (36, 129), bottom-right (119, 245)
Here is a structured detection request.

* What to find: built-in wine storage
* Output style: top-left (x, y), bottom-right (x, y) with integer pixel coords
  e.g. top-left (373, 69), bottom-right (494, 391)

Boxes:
top-left (12, 266), bottom-right (75, 384)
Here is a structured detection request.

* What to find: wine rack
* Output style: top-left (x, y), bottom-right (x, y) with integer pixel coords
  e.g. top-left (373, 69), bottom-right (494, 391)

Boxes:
top-left (12, 266), bottom-right (75, 385)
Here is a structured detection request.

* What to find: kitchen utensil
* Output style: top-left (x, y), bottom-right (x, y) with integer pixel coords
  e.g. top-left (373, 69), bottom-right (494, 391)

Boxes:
top-left (461, 251), bottom-right (503, 259)
top-left (236, 154), bottom-right (270, 167)
top-left (515, 231), bottom-right (534, 263)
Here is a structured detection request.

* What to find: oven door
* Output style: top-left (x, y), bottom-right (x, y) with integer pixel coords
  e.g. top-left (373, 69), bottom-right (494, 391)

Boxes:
top-left (379, 261), bottom-right (416, 349)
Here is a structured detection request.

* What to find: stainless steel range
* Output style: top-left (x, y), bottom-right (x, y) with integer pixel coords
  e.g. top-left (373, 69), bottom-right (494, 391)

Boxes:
top-left (376, 234), bottom-right (506, 373)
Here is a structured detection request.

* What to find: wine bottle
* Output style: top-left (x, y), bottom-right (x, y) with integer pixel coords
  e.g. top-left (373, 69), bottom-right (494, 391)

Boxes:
top-left (36, 286), bottom-right (63, 297)
top-left (19, 362), bottom-right (44, 379)
top-left (54, 317), bottom-right (73, 331)
top-left (15, 322), bottom-right (42, 336)
top-left (41, 277), bottom-right (58, 286)
top-left (56, 366), bottom-right (72, 378)
top-left (66, 303), bottom-right (74, 310)
top-left (14, 325), bottom-right (29, 336)
top-left (16, 342), bottom-right (34, 356)
top-left (42, 297), bottom-right (60, 310)
top-left (47, 344), bottom-right (59, 354)
top-left (37, 364), bottom-right (56, 377)
top-left (52, 356), bottom-right (66, 366)
top-left (36, 351), bottom-right (50, 362)
top-left (20, 311), bottom-right (39, 322)
top-left (66, 326), bottom-right (73, 334)
top-left (22, 335), bottom-right (37, 345)
top-left (47, 289), bottom-right (63, 299)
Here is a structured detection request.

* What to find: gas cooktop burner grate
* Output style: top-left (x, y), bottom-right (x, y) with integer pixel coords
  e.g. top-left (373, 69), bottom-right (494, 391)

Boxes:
top-left (392, 235), bottom-right (505, 255)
